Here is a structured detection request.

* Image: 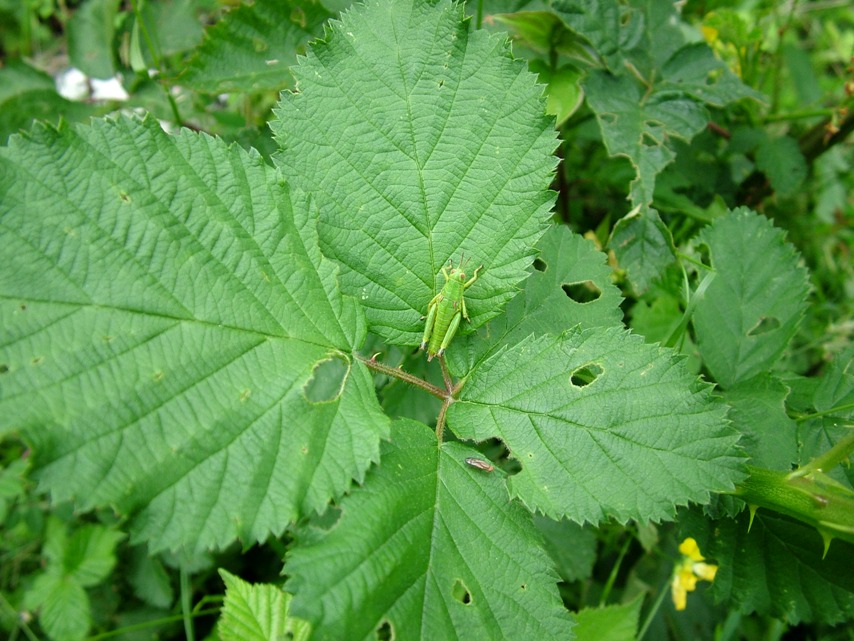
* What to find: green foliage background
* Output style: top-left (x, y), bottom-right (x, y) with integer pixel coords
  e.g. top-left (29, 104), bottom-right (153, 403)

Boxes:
top-left (0, 1), bottom-right (852, 640)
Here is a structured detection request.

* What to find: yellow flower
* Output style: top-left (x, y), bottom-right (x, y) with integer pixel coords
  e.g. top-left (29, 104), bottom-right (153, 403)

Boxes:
top-left (671, 538), bottom-right (718, 611)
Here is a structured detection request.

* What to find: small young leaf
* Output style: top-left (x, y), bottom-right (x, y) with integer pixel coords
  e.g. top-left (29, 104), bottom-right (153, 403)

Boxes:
top-left (448, 328), bottom-right (744, 524)
top-left (64, 523), bottom-right (126, 587)
top-left (573, 597), bottom-right (643, 641)
top-left (0, 115), bottom-right (389, 553)
top-left (692, 208), bottom-right (810, 388)
top-left (25, 572), bottom-right (91, 641)
top-left (286, 419), bottom-right (575, 641)
top-left (608, 207), bottom-right (676, 295)
top-left (219, 569), bottom-right (310, 641)
top-left (272, 0), bottom-right (559, 346)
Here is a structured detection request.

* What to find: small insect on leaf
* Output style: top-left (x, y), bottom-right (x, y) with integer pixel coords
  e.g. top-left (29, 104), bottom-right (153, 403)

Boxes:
top-left (465, 457), bottom-right (494, 472)
top-left (420, 255), bottom-right (483, 361)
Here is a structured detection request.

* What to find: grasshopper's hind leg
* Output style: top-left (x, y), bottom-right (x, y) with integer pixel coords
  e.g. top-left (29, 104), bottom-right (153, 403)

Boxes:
top-left (433, 311), bottom-right (463, 360)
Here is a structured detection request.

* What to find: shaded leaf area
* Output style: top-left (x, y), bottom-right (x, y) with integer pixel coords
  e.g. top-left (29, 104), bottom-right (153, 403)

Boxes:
top-left (797, 344), bottom-right (854, 489)
top-left (67, 0), bottom-right (120, 79)
top-left (686, 509), bottom-right (854, 624)
top-left (0, 115), bottom-right (388, 553)
top-left (449, 328), bottom-right (744, 523)
top-left (272, 0), bottom-right (558, 346)
top-left (180, 0), bottom-right (332, 93)
top-left (219, 569), bottom-right (310, 641)
top-left (0, 60), bottom-right (99, 144)
top-left (553, 0), bottom-right (763, 209)
top-left (724, 374), bottom-right (798, 469)
top-left (691, 208), bottom-right (810, 389)
top-left (286, 419), bottom-right (574, 641)
top-left (448, 224), bottom-right (623, 374)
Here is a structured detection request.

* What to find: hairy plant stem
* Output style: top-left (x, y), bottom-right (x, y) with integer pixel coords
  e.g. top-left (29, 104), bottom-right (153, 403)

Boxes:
top-left (358, 354), bottom-right (445, 398)
top-left (733, 465), bottom-right (854, 547)
top-left (358, 353), bottom-right (461, 443)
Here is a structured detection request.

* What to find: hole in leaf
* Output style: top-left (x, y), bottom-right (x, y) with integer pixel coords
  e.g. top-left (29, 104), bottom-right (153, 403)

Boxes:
top-left (747, 316), bottom-right (781, 336)
top-left (562, 281), bottom-right (602, 304)
top-left (375, 619), bottom-right (393, 640)
top-left (0, 364), bottom-right (8, 374)
top-left (696, 242), bottom-right (712, 269)
top-left (19, 304), bottom-right (27, 311)
top-left (452, 578), bottom-right (472, 605)
top-left (570, 363), bottom-right (603, 387)
top-left (303, 354), bottom-right (350, 403)
top-left (31, 356), bottom-right (44, 366)
top-left (533, 258), bottom-right (547, 272)
top-left (119, 190), bottom-right (130, 203)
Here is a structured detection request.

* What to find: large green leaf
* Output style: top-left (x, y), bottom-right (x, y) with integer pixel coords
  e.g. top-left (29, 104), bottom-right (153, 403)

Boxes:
top-left (180, 0), bottom-right (332, 93)
top-left (448, 328), bottom-right (744, 523)
top-left (272, 0), bottom-right (559, 346)
top-left (0, 115), bottom-right (388, 553)
top-left (691, 208), bottom-right (810, 389)
top-left (286, 419), bottom-right (575, 641)
top-left (449, 223), bottom-right (623, 373)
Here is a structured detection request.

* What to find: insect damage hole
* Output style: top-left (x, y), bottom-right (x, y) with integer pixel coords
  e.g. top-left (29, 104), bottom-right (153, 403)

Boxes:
top-left (562, 280), bottom-right (602, 304)
top-left (570, 363), bottom-right (604, 388)
top-left (452, 578), bottom-right (472, 605)
top-left (532, 257), bottom-right (547, 272)
top-left (303, 354), bottom-right (350, 403)
top-left (375, 619), bottom-right (393, 641)
top-left (747, 316), bottom-right (781, 336)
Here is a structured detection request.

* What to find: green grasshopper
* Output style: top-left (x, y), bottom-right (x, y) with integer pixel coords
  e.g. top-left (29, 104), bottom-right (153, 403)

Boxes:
top-left (420, 257), bottom-right (483, 361)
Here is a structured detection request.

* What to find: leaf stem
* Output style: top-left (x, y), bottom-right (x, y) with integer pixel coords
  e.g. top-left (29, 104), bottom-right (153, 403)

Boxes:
top-left (599, 534), bottom-right (632, 606)
top-left (791, 402), bottom-right (854, 423)
top-left (180, 567), bottom-right (195, 641)
top-left (357, 354), bottom-right (446, 399)
top-left (439, 354), bottom-right (454, 392)
top-left (436, 398), bottom-right (451, 443)
top-left (84, 608), bottom-right (221, 640)
top-left (637, 574), bottom-right (671, 640)
top-left (130, 0), bottom-right (184, 125)
top-left (787, 430), bottom-right (854, 479)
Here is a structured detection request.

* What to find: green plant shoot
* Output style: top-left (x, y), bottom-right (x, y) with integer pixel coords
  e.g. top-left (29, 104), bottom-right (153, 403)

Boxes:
top-left (420, 257), bottom-right (483, 361)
